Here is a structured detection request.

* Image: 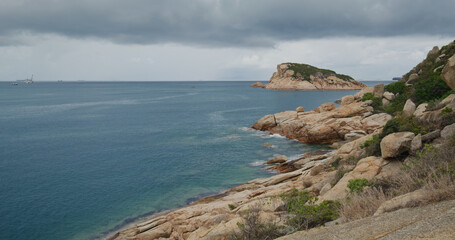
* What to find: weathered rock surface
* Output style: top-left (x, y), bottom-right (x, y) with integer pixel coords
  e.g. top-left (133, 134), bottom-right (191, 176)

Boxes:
top-left (277, 200), bottom-right (455, 240)
top-left (373, 83), bottom-right (384, 98)
top-left (383, 91), bottom-right (395, 101)
top-left (252, 98), bottom-right (389, 144)
top-left (295, 106), bottom-right (305, 112)
top-left (263, 63), bottom-right (367, 90)
top-left (340, 95), bottom-right (355, 105)
top-left (380, 132), bottom-right (415, 159)
top-left (441, 123), bottom-right (455, 139)
top-left (414, 103), bottom-right (428, 118)
top-left (250, 82), bottom-right (264, 88)
top-left (441, 54), bottom-right (455, 91)
top-left (320, 156), bottom-right (387, 201)
top-left (265, 154), bottom-right (288, 164)
top-left (402, 99), bottom-right (416, 116)
top-left (410, 134), bottom-right (422, 155)
top-left (354, 87), bottom-right (373, 99)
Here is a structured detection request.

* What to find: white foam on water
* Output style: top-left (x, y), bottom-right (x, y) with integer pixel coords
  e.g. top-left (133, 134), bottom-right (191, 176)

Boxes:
top-left (249, 161), bottom-right (265, 166)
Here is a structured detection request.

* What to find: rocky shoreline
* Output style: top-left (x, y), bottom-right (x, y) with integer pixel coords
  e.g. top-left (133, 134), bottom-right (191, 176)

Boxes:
top-left (109, 42), bottom-right (455, 240)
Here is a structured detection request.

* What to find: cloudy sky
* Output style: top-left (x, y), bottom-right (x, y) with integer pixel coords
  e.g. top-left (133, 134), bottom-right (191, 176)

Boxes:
top-left (1, 0), bottom-right (455, 81)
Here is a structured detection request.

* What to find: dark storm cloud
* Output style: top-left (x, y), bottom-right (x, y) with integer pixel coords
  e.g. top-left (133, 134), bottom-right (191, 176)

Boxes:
top-left (1, 0), bottom-right (454, 47)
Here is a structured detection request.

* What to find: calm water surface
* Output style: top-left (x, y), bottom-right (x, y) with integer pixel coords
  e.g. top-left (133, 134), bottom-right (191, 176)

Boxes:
top-left (0, 81), bottom-right (387, 240)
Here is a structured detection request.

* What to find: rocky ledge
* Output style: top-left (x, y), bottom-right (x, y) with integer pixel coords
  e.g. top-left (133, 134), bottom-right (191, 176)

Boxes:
top-left (252, 86), bottom-right (391, 144)
top-left (262, 63), bottom-right (367, 90)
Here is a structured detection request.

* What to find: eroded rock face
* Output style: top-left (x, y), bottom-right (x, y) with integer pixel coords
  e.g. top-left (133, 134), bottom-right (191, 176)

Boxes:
top-left (320, 156), bottom-right (387, 201)
top-left (441, 123), bottom-right (455, 139)
top-left (441, 55), bottom-right (455, 91)
top-left (380, 132), bottom-right (415, 159)
top-left (265, 155), bottom-right (288, 165)
top-left (263, 63), bottom-right (367, 90)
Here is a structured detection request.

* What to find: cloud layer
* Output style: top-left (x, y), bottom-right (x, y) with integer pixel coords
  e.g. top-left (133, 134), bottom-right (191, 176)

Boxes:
top-left (1, 0), bottom-right (455, 47)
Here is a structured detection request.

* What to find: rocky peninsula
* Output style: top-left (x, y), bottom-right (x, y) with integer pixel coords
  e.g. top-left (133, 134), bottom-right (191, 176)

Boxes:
top-left (110, 41), bottom-right (455, 240)
top-left (252, 63), bottom-right (367, 90)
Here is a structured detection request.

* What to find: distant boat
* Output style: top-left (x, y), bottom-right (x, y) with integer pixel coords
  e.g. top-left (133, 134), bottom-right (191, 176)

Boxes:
top-left (392, 77), bottom-right (401, 81)
top-left (11, 82), bottom-right (18, 85)
top-left (16, 75), bottom-right (34, 84)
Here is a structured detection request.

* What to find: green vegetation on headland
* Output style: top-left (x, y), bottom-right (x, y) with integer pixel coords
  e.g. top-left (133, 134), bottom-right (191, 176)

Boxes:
top-left (285, 63), bottom-right (354, 82)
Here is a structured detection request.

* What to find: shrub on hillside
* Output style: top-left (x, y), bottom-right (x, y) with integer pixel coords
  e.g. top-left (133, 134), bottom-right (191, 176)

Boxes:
top-left (381, 114), bottom-right (426, 137)
top-left (347, 178), bottom-right (370, 194)
top-left (385, 81), bottom-right (406, 95)
top-left (411, 75), bottom-right (452, 104)
top-left (360, 135), bottom-right (381, 157)
top-left (280, 189), bottom-right (339, 231)
top-left (233, 207), bottom-right (285, 240)
top-left (361, 93), bottom-right (383, 112)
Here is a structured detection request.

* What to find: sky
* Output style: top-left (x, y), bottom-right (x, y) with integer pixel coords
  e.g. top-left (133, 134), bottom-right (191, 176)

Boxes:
top-left (1, 0), bottom-right (455, 81)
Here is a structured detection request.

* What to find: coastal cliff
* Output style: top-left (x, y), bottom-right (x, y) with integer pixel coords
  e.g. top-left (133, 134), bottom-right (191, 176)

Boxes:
top-left (262, 63), bottom-right (367, 90)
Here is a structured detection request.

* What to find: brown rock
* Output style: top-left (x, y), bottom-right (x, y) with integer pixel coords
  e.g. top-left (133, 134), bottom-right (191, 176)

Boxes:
top-left (251, 114), bottom-right (276, 131)
top-left (354, 87), bottom-right (374, 99)
top-left (373, 84), bottom-right (384, 98)
top-left (441, 54), bottom-right (455, 91)
top-left (341, 95), bottom-right (355, 105)
top-left (296, 106), bottom-right (305, 112)
top-left (250, 82), bottom-right (264, 88)
top-left (314, 102), bottom-right (335, 113)
top-left (380, 132), bottom-right (415, 159)
top-left (265, 155), bottom-right (288, 164)
top-left (402, 99), bottom-right (416, 116)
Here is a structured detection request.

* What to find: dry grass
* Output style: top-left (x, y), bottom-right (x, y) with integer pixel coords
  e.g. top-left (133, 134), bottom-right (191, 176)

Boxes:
top-left (339, 187), bottom-right (389, 222)
top-left (340, 139), bottom-right (455, 222)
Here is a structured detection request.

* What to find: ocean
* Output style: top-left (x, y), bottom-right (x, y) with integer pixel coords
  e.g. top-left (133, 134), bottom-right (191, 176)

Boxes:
top-left (0, 81), bottom-right (388, 240)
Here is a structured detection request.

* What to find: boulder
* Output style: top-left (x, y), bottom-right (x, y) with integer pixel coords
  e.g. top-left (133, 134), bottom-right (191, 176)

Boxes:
top-left (414, 103), bottom-right (428, 118)
top-left (251, 114), bottom-right (276, 131)
top-left (374, 189), bottom-right (427, 216)
top-left (421, 129), bottom-right (441, 142)
top-left (341, 95), bottom-right (355, 105)
top-left (361, 113), bottom-right (392, 131)
top-left (373, 84), bottom-right (385, 98)
top-left (441, 94), bottom-right (455, 105)
top-left (441, 54), bottom-right (455, 91)
top-left (354, 87), bottom-right (374, 99)
top-left (265, 154), bottom-right (288, 164)
top-left (296, 106), bottom-right (305, 113)
top-left (403, 99), bottom-right (416, 116)
top-left (250, 82), bottom-right (264, 88)
top-left (410, 134), bottom-right (422, 155)
top-left (427, 46), bottom-right (440, 58)
top-left (380, 132), bottom-right (415, 159)
top-left (383, 91), bottom-right (395, 101)
top-left (407, 73), bottom-right (419, 83)
top-left (314, 102), bottom-right (336, 113)
top-left (382, 98), bottom-right (390, 107)
top-left (441, 123), bottom-right (455, 139)
top-left (320, 156), bottom-right (387, 201)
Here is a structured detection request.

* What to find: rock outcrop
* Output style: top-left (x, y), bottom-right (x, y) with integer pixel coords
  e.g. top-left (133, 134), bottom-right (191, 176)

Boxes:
top-left (251, 94), bottom-right (391, 144)
top-left (442, 54), bottom-right (455, 90)
top-left (263, 63), bottom-right (367, 90)
top-left (380, 132), bottom-right (415, 159)
top-left (250, 82), bottom-right (264, 88)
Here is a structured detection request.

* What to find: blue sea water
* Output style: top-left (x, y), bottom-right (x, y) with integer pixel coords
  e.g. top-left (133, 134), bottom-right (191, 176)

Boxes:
top-left (0, 81), bottom-right (388, 240)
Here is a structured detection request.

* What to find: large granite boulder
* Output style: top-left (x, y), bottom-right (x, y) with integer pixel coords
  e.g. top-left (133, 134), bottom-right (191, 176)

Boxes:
top-left (373, 84), bottom-right (385, 98)
top-left (251, 114), bottom-right (276, 130)
top-left (380, 132), bottom-right (415, 159)
top-left (442, 54), bottom-right (455, 91)
top-left (403, 99), bottom-right (416, 116)
top-left (441, 123), bottom-right (455, 139)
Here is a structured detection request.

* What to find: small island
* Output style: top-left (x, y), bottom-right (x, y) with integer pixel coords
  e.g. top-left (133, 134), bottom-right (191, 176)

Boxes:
top-left (252, 63), bottom-right (367, 90)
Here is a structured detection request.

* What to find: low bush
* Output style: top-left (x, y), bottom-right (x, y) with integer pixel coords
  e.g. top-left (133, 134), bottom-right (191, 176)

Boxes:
top-left (442, 107), bottom-right (453, 115)
top-left (381, 114), bottom-right (426, 137)
top-left (339, 187), bottom-right (388, 222)
top-left (233, 207), bottom-right (285, 240)
top-left (347, 178), bottom-right (370, 194)
top-left (385, 81), bottom-right (406, 95)
top-left (384, 93), bottom-right (408, 115)
top-left (280, 189), bottom-right (339, 231)
top-left (360, 135), bottom-right (381, 157)
top-left (361, 93), bottom-right (383, 112)
top-left (411, 74), bottom-right (452, 104)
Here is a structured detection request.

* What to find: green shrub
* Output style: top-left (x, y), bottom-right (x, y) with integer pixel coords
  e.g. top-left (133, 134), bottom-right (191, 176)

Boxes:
top-left (381, 115), bottom-right (426, 138)
top-left (385, 81), bottom-right (406, 95)
top-left (280, 189), bottom-right (339, 230)
top-left (228, 204), bottom-right (237, 210)
top-left (411, 74), bottom-right (452, 104)
top-left (360, 135), bottom-right (381, 156)
top-left (286, 63), bottom-right (354, 82)
top-left (442, 107), bottom-right (453, 115)
top-left (331, 157), bottom-right (342, 169)
top-left (361, 93), bottom-right (383, 112)
top-left (385, 93), bottom-right (408, 115)
top-left (347, 179), bottom-right (370, 194)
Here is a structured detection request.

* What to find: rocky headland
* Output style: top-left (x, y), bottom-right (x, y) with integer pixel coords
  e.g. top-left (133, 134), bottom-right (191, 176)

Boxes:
top-left (252, 63), bottom-right (367, 90)
top-left (110, 41), bottom-right (455, 240)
